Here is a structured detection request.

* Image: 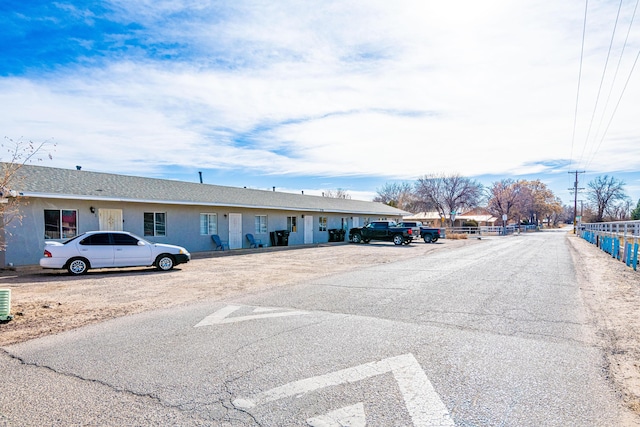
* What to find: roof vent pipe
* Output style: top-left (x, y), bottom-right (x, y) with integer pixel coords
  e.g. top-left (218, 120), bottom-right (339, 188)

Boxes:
top-left (301, 190), bottom-right (304, 195)
top-left (76, 165), bottom-right (82, 170)
top-left (273, 186), bottom-right (275, 192)
top-left (198, 171), bottom-right (203, 183)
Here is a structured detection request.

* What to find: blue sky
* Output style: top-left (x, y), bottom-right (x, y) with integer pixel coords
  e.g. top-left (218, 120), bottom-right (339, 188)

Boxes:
top-left (2, 1), bottom-right (639, 207)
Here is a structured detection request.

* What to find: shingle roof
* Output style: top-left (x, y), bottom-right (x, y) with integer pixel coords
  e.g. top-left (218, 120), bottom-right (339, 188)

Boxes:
top-left (9, 163), bottom-right (409, 216)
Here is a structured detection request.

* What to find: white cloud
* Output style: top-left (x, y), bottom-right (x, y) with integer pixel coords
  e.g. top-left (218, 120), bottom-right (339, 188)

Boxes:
top-left (2, 0), bottom-right (639, 202)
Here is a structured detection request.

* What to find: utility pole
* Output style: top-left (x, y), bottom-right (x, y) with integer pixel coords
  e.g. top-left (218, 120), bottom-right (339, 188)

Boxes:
top-left (568, 171), bottom-right (585, 234)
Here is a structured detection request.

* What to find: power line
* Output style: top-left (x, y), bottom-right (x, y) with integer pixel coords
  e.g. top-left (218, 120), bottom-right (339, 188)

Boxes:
top-left (584, 47), bottom-right (640, 171)
top-left (577, 0), bottom-right (624, 167)
top-left (569, 0), bottom-right (590, 170)
top-left (589, 0), bottom-right (639, 153)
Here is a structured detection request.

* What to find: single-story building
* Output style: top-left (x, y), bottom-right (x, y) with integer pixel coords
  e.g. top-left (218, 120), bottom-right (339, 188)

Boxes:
top-left (404, 208), bottom-right (498, 227)
top-left (1, 164), bottom-right (409, 267)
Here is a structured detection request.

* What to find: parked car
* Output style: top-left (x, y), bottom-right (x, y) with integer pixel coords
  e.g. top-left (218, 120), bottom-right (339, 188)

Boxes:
top-left (398, 221), bottom-right (443, 243)
top-left (348, 221), bottom-right (415, 245)
top-left (396, 221), bottom-right (422, 239)
top-left (40, 231), bottom-right (191, 275)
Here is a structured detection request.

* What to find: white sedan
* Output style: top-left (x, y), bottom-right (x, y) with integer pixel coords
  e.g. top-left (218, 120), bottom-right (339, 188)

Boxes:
top-left (40, 231), bottom-right (191, 275)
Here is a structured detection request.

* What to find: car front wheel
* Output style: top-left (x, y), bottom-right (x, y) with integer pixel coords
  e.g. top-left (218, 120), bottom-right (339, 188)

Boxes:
top-left (67, 258), bottom-right (89, 275)
top-left (156, 254), bottom-right (175, 271)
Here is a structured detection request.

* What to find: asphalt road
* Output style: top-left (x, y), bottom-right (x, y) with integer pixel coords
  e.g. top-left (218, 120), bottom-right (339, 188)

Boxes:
top-left (1, 232), bottom-right (626, 426)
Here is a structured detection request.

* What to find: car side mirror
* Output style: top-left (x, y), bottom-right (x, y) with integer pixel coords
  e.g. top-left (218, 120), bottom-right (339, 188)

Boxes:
top-left (137, 241), bottom-right (145, 246)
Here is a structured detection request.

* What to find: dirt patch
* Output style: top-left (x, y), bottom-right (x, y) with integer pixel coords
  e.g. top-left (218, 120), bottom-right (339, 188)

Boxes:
top-left (567, 234), bottom-right (640, 420)
top-left (0, 241), bottom-right (459, 346)
top-left (1, 234), bottom-right (639, 421)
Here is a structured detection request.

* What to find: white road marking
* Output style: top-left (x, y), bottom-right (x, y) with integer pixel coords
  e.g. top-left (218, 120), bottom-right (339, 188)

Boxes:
top-left (194, 305), bottom-right (308, 327)
top-left (306, 403), bottom-right (366, 427)
top-left (253, 307), bottom-right (279, 313)
top-left (233, 353), bottom-right (454, 426)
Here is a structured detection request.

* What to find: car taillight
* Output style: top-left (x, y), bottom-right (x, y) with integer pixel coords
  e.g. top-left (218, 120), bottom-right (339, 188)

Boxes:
top-left (43, 249), bottom-right (52, 258)
top-left (408, 229), bottom-right (412, 235)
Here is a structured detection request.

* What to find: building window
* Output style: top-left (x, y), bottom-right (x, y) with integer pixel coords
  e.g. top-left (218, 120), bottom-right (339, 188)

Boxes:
top-left (144, 212), bottom-right (166, 236)
top-left (287, 216), bottom-right (297, 233)
top-left (44, 209), bottom-right (78, 239)
top-left (200, 213), bottom-right (217, 235)
top-left (255, 215), bottom-right (267, 234)
top-left (318, 216), bottom-right (327, 231)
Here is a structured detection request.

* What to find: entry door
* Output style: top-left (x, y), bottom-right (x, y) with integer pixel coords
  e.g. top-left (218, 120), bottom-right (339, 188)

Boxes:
top-left (304, 215), bottom-right (313, 244)
top-left (228, 213), bottom-right (243, 249)
top-left (99, 209), bottom-right (123, 231)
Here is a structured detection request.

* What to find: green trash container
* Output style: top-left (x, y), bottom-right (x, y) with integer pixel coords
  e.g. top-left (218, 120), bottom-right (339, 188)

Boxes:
top-left (0, 289), bottom-right (12, 321)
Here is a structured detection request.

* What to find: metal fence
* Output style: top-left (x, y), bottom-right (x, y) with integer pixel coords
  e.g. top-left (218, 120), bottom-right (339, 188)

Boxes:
top-left (445, 225), bottom-right (538, 236)
top-left (580, 220), bottom-right (640, 271)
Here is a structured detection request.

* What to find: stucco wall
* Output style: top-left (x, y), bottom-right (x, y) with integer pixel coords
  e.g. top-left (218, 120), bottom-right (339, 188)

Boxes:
top-left (3, 197), bottom-right (390, 266)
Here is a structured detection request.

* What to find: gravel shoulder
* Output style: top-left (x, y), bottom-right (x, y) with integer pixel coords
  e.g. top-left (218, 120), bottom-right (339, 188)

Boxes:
top-left (566, 234), bottom-right (640, 420)
top-left (1, 232), bottom-right (639, 421)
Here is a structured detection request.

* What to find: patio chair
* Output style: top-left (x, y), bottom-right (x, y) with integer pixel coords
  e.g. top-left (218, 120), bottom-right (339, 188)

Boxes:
top-left (246, 233), bottom-right (263, 248)
top-left (211, 234), bottom-right (229, 251)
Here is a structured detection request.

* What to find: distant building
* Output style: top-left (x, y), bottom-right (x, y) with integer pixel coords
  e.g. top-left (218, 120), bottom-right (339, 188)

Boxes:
top-left (1, 164), bottom-right (409, 266)
top-left (404, 208), bottom-right (497, 227)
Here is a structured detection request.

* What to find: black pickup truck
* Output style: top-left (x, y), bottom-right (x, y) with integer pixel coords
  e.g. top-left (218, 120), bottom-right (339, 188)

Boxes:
top-left (349, 221), bottom-right (415, 245)
top-left (397, 221), bottom-right (444, 243)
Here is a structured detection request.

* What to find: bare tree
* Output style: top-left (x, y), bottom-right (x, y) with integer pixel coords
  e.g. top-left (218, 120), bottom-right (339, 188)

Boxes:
top-left (1, 137), bottom-right (55, 248)
top-left (521, 180), bottom-right (562, 226)
top-left (373, 182), bottom-right (419, 212)
top-left (323, 188), bottom-right (351, 199)
top-left (486, 179), bottom-right (523, 226)
top-left (415, 173), bottom-right (483, 226)
top-left (606, 197), bottom-right (632, 221)
top-left (586, 175), bottom-right (627, 222)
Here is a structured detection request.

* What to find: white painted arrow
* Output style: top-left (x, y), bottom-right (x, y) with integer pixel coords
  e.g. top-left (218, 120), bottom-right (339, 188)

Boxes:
top-left (194, 305), bottom-right (308, 327)
top-left (233, 353), bottom-right (454, 427)
top-left (307, 403), bottom-right (366, 427)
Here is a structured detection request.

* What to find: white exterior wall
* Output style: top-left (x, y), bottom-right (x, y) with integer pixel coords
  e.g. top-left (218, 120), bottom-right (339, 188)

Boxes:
top-left (3, 197), bottom-right (402, 266)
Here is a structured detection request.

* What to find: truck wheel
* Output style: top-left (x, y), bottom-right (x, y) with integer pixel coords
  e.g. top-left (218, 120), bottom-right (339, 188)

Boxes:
top-left (363, 239), bottom-right (371, 243)
top-left (432, 237), bottom-right (439, 243)
top-left (403, 240), bottom-right (411, 245)
top-left (352, 233), bottom-right (362, 243)
top-left (393, 234), bottom-right (404, 245)
top-left (423, 235), bottom-right (433, 243)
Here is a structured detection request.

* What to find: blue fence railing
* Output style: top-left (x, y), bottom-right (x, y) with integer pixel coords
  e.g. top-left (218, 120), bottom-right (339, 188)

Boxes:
top-left (581, 221), bottom-right (640, 271)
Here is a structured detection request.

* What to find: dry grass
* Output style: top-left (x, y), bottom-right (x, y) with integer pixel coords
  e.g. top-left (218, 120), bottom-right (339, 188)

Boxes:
top-left (446, 233), bottom-right (469, 240)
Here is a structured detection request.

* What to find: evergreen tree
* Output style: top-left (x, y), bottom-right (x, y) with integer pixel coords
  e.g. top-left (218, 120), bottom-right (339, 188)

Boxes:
top-left (632, 199), bottom-right (640, 220)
